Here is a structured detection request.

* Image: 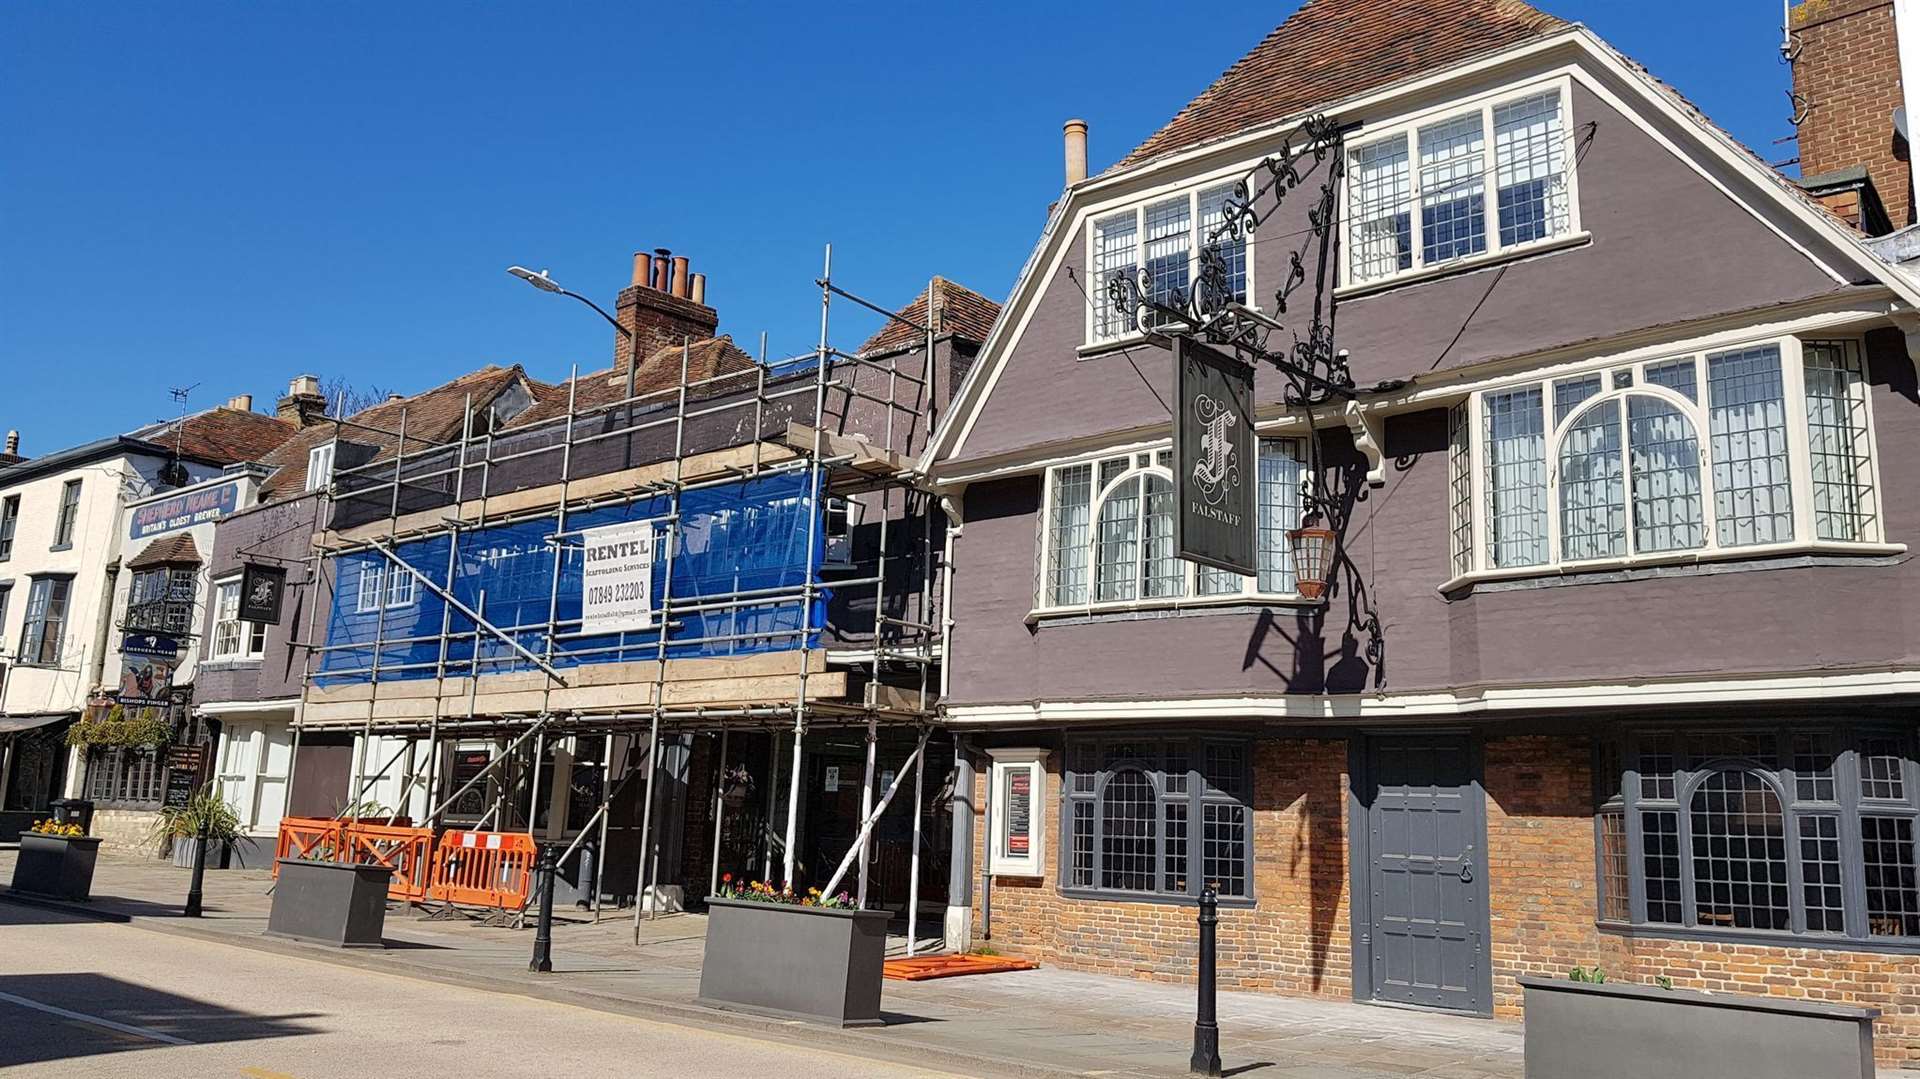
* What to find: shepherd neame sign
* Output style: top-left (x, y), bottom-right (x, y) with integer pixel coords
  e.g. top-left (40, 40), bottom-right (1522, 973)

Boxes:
top-left (1173, 337), bottom-right (1256, 576)
top-left (130, 481), bottom-right (240, 540)
top-left (579, 520), bottom-right (655, 635)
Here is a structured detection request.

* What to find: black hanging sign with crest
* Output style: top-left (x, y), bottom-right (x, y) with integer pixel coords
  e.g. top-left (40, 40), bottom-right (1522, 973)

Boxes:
top-left (239, 564), bottom-right (287, 625)
top-left (1173, 336), bottom-right (1256, 576)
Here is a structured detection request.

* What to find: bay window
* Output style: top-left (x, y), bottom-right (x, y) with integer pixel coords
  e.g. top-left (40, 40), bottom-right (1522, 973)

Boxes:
top-left (1039, 439), bottom-right (1304, 611)
top-left (1446, 337), bottom-right (1884, 583)
top-left (1597, 727), bottom-right (1920, 949)
top-left (1346, 82), bottom-right (1576, 288)
top-left (1089, 182), bottom-right (1251, 344)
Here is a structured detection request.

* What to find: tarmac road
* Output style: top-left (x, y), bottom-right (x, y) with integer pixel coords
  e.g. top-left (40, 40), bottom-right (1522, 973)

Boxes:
top-left (0, 901), bottom-right (963, 1078)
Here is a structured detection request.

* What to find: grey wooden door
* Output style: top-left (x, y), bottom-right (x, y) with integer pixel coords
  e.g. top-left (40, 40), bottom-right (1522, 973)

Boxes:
top-left (1361, 733), bottom-right (1489, 1013)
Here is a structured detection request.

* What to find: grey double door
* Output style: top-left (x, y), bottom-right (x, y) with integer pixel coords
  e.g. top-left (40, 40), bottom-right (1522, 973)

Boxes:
top-left (1355, 733), bottom-right (1490, 1014)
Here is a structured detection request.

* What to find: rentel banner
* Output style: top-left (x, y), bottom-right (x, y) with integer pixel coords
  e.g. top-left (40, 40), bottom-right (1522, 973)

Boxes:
top-left (579, 520), bottom-right (655, 635)
top-left (1173, 336), bottom-right (1256, 576)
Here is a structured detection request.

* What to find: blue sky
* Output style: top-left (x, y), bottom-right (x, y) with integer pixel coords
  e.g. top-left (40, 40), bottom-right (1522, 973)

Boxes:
top-left (2, 2), bottom-right (1795, 447)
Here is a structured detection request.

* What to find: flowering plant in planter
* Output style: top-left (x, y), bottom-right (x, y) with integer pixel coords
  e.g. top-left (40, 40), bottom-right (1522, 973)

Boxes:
top-left (28, 820), bottom-right (85, 838)
top-left (715, 873), bottom-right (858, 910)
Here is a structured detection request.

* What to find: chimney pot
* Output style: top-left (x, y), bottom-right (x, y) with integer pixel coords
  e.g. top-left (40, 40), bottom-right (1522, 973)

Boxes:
top-left (1064, 118), bottom-right (1089, 186)
top-left (652, 248), bottom-right (672, 292)
top-left (670, 256), bottom-right (690, 299)
top-left (3, 430), bottom-right (18, 456)
top-left (225, 393), bottom-right (253, 411)
top-left (290, 373), bottom-right (321, 398)
top-left (690, 272), bottom-right (706, 306)
top-left (631, 252), bottom-right (652, 288)
top-left (277, 374), bottom-right (329, 427)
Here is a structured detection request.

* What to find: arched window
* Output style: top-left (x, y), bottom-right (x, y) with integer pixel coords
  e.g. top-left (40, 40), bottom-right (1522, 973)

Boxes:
top-left (1555, 388), bottom-right (1705, 563)
top-left (1042, 441), bottom-right (1304, 610)
top-left (1687, 767), bottom-right (1790, 931)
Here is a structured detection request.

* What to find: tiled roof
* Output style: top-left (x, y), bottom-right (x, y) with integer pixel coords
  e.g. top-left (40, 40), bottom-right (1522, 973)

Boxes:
top-left (509, 337), bottom-right (760, 426)
top-left (1113, 0), bottom-right (1567, 171)
top-left (858, 278), bottom-right (1002, 354)
top-left (134, 408), bottom-right (299, 466)
top-left (127, 533), bottom-right (201, 568)
top-left (260, 365), bottom-right (533, 497)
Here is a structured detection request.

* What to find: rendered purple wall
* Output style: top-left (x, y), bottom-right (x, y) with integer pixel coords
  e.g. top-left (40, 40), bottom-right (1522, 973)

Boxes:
top-left (194, 493), bottom-right (328, 705)
top-left (951, 83), bottom-right (1845, 467)
top-left (945, 333), bottom-right (1920, 706)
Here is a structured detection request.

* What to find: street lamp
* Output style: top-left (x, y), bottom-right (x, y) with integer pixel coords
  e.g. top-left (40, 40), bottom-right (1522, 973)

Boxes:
top-left (506, 264), bottom-right (637, 396)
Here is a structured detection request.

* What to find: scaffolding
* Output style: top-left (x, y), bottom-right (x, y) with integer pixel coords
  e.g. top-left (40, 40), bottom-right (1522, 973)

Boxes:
top-left (284, 247), bottom-right (949, 949)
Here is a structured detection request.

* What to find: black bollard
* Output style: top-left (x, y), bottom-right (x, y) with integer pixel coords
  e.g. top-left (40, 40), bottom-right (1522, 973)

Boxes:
top-left (529, 842), bottom-right (558, 973)
top-left (184, 821), bottom-right (209, 918)
top-left (1190, 884), bottom-right (1222, 1077)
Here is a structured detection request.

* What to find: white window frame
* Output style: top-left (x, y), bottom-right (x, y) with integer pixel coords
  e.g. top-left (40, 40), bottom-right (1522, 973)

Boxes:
top-left (1339, 75), bottom-right (1585, 294)
top-left (1033, 438), bottom-right (1309, 616)
top-left (1083, 178), bottom-right (1259, 348)
top-left (822, 496), bottom-right (857, 568)
top-left (306, 441), bottom-right (336, 492)
top-left (355, 562), bottom-right (417, 614)
top-left (1443, 333), bottom-right (1893, 590)
top-left (987, 748), bottom-right (1047, 877)
top-left (209, 575), bottom-right (266, 661)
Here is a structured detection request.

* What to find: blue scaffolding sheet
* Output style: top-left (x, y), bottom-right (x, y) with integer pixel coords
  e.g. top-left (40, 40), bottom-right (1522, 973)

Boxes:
top-left (317, 471), bottom-right (826, 685)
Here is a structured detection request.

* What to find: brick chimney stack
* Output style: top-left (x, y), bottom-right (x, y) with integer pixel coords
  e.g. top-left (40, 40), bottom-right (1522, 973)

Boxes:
top-left (277, 374), bottom-right (330, 427)
top-left (612, 247), bottom-right (719, 383)
top-left (1790, 0), bottom-right (1913, 233)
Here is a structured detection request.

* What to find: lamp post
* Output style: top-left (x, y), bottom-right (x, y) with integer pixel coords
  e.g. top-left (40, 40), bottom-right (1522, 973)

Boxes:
top-left (506, 266), bottom-right (637, 398)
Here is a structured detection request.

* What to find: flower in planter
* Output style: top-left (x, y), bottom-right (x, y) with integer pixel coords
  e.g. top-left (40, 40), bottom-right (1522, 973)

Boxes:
top-left (28, 820), bottom-right (84, 838)
top-left (716, 873), bottom-right (859, 910)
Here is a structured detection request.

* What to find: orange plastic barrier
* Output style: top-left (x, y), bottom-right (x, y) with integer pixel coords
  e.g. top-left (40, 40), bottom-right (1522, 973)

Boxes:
top-left (426, 829), bottom-right (537, 911)
top-left (882, 955), bottom-right (1039, 981)
top-left (342, 822), bottom-right (435, 901)
top-left (272, 817), bottom-right (347, 876)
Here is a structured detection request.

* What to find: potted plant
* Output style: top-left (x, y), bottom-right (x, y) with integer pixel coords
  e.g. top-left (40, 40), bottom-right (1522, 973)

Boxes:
top-left (10, 819), bottom-right (104, 901)
top-left (150, 789), bottom-right (242, 870)
top-left (1520, 971), bottom-right (1879, 1078)
top-left (695, 875), bottom-right (891, 1026)
top-left (719, 764), bottom-right (754, 809)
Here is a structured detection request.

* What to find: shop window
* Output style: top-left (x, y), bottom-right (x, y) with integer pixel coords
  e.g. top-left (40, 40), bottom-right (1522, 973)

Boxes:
top-left (1062, 735), bottom-right (1252, 902)
top-left (1595, 727), bottom-right (1920, 948)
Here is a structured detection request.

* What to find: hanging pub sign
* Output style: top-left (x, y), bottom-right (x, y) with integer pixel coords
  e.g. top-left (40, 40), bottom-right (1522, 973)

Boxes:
top-left (579, 520), bottom-right (655, 635)
top-left (239, 564), bottom-right (287, 625)
top-left (119, 654), bottom-right (179, 707)
top-left (1173, 336), bottom-right (1256, 576)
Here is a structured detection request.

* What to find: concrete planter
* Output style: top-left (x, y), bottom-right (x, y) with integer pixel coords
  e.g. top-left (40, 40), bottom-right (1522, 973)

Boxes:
top-left (696, 897), bottom-right (891, 1026)
top-left (1519, 975), bottom-right (1878, 1079)
top-left (266, 858), bottom-right (392, 948)
top-left (10, 834), bottom-right (103, 901)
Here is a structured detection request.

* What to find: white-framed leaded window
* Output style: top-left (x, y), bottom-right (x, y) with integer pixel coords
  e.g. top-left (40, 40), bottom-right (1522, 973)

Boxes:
top-left (355, 562), bottom-right (417, 613)
top-left (1037, 439), bottom-right (1305, 612)
top-left (210, 576), bottom-right (266, 660)
top-left (1344, 79), bottom-right (1579, 289)
top-left (1445, 335), bottom-right (1887, 585)
top-left (1087, 181), bottom-right (1253, 345)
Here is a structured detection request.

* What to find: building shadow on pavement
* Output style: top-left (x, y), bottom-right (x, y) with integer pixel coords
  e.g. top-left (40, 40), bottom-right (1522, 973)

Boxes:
top-left (0, 972), bottom-right (323, 1068)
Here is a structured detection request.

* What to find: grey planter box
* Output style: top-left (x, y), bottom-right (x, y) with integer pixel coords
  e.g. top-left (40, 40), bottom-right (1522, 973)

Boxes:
top-left (10, 834), bottom-right (102, 901)
top-left (1520, 975), bottom-right (1879, 1079)
top-left (266, 858), bottom-right (392, 948)
top-left (696, 897), bottom-right (891, 1026)
top-left (170, 835), bottom-right (233, 870)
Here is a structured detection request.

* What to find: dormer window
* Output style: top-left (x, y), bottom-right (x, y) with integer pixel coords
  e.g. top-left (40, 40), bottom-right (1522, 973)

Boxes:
top-left (1345, 80), bottom-right (1578, 289)
top-left (306, 442), bottom-right (336, 492)
top-left (1088, 182), bottom-right (1251, 345)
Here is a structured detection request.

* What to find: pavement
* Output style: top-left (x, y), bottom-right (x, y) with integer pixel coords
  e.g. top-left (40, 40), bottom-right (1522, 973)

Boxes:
top-left (0, 849), bottom-right (1531, 1078)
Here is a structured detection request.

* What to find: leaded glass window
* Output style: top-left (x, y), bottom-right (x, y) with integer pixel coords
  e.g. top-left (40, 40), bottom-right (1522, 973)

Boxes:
top-left (1597, 727), bottom-right (1920, 947)
top-left (1063, 735), bottom-right (1253, 901)
top-left (1090, 182), bottom-right (1251, 344)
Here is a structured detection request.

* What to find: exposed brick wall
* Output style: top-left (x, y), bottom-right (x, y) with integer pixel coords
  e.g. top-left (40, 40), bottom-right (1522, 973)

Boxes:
top-left (1792, 0), bottom-right (1911, 229)
top-left (612, 285), bottom-right (719, 378)
top-left (971, 738), bottom-right (1352, 998)
top-left (1485, 733), bottom-right (1920, 1066)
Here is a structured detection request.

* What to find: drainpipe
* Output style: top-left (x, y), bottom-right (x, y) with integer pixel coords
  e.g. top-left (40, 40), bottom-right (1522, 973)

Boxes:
top-left (937, 490), bottom-right (964, 703)
top-left (89, 560), bottom-right (120, 690)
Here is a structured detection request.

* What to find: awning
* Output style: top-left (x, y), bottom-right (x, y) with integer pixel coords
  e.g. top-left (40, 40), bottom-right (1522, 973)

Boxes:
top-left (0, 712), bottom-right (75, 736)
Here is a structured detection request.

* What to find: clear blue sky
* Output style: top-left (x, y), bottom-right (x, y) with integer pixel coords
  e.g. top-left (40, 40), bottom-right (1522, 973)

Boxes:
top-left (2, 2), bottom-right (1794, 448)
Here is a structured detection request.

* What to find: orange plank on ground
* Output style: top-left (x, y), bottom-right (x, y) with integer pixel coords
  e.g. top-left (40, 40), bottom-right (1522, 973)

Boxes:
top-left (882, 955), bottom-right (1039, 981)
